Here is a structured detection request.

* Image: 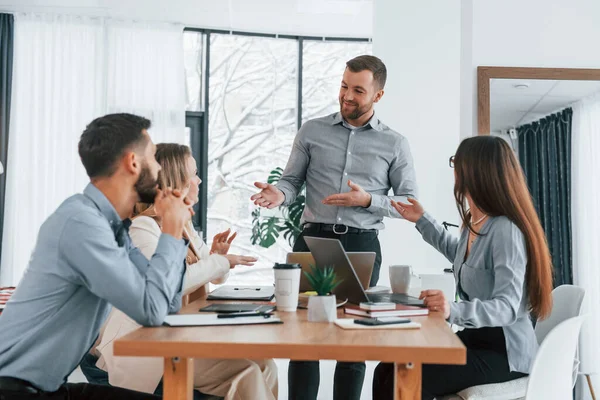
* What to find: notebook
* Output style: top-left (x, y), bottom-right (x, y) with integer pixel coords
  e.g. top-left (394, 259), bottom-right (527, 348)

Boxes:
top-left (207, 285), bottom-right (275, 301)
top-left (344, 303), bottom-right (429, 318)
top-left (334, 318), bottom-right (421, 330)
top-left (163, 314), bottom-right (282, 327)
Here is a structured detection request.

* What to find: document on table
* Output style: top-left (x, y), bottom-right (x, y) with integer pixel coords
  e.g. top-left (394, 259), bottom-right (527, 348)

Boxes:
top-left (163, 314), bottom-right (282, 327)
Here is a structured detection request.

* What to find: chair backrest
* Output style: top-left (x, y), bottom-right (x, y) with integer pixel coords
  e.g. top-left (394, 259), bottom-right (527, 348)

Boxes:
top-left (535, 284), bottom-right (585, 344)
top-left (526, 316), bottom-right (585, 400)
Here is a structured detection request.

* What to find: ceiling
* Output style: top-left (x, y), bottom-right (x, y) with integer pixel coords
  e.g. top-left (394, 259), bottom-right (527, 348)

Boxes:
top-left (490, 78), bottom-right (600, 132)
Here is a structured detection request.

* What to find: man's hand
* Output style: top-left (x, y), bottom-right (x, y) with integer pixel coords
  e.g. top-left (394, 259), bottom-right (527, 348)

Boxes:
top-left (322, 180), bottom-right (371, 208)
top-left (224, 254), bottom-right (258, 269)
top-left (154, 187), bottom-right (195, 240)
top-left (250, 182), bottom-right (285, 209)
top-left (210, 228), bottom-right (237, 255)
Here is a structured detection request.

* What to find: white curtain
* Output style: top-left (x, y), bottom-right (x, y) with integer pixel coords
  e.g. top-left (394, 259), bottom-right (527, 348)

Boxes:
top-left (106, 21), bottom-right (186, 144)
top-left (572, 92), bottom-right (600, 399)
top-left (0, 14), bottom-right (185, 286)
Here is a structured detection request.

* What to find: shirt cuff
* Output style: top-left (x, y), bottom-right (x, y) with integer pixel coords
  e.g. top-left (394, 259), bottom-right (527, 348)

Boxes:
top-left (415, 212), bottom-right (435, 233)
top-left (275, 183), bottom-right (293, 206)
top-left (448, 301), bottom-right (460, 324)
top-left (366, 193), bottom-right (385, 213)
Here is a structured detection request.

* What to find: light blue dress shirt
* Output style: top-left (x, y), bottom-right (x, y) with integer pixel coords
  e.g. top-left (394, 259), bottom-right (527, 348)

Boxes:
top-left (0, 184), bottom-right (187, 391)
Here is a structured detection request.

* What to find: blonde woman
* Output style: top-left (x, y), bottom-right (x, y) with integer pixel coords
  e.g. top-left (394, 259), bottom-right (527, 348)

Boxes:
top-left (91, 143), bottom-right (278, 400)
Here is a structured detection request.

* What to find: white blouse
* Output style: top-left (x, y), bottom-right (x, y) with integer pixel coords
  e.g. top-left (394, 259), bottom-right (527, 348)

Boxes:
top-left (91, 217), bottom-right (231, 393)
top-left (129, 216), bottom-right (230, 293)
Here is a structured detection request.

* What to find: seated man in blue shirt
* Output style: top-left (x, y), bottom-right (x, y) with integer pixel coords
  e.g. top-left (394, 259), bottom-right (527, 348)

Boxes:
top-left (0, 113), bottom-right (193, 400)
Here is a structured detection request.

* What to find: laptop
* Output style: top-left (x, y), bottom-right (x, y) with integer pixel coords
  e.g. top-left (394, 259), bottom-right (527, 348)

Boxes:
top-left (286, 252), bottom-right (375, 292)
top-left (304, 236), bottom-right (425, 307)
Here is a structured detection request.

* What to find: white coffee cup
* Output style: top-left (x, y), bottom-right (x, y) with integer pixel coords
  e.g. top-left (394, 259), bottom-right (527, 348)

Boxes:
top-left (389, 265), bottom-right (418, 294)
top-left (273, 263), bottom-right (302, 312)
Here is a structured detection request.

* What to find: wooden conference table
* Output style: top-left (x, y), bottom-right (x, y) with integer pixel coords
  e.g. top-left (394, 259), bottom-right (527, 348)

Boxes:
top-left (114, 299), bottom-right (465, 400)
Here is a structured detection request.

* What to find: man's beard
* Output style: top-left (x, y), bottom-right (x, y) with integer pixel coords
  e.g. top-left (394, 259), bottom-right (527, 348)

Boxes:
top-left (135, 163), bottom-right (159, 204)
top-left (339, 99), bottom-right (373, 121)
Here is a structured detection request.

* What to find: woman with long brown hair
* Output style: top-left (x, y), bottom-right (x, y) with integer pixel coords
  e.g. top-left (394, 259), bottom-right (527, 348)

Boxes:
top-left (373, 136), bottom-right (553, 399)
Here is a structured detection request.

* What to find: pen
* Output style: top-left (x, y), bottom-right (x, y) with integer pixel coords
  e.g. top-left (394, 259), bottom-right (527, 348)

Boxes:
top-left (217, 312), bottom-right (272, 319)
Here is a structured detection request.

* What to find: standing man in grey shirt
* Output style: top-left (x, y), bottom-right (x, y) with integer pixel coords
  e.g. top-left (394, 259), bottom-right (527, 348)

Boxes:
top-left (0, 113), bottom-right (193, 400)
top-left (251, 55), bottom-right (418, 400)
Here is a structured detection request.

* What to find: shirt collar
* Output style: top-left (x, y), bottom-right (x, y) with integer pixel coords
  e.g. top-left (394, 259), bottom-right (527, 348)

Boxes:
top-left (330, 112), bottom-right (383, 132)
top-left (83, 183), bottom-right (127, 234)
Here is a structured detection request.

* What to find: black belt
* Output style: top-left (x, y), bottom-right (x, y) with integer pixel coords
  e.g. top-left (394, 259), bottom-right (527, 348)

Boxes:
top-left (0, 377), bottom-right (42, 394)
top-left (303, 222), bottom-right (377, 235)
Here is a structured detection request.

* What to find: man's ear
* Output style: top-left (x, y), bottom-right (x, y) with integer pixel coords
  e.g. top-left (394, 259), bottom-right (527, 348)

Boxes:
top-left (122, 151), bottom-right (139, 175)
top-left (373, 89), bottom-right (384, 103)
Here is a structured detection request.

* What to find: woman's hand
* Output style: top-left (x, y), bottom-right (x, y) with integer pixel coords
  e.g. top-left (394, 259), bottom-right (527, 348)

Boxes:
top-left (210, 228), bottom-right (237, 255)
top-left (391, 197), bottom-right (425, 223)
top-left (419, 289), bottom-right (451, 319)
top-left (224, 254), bottom-right (258, 269)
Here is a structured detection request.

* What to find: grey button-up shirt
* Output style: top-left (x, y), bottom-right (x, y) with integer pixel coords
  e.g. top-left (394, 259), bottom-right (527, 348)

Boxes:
top-left (276, 112), bottom-right (418, 230)
top-left (0, 184), bottom-right (187, 391)
top-left (416, 212), bottom-right (537, 374)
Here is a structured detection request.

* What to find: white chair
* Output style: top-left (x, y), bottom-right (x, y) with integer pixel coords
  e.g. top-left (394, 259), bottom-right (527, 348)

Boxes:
top-left (440, 284), bottom-right (585, 400)
top-left (526, 315), bottom-right (586, 399)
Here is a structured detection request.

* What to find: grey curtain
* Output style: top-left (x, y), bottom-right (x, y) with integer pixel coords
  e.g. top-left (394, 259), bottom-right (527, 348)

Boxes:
top-left (0, 13), bottom-right (13, 265)
top-left (517, 108), bottom-right (572, 286)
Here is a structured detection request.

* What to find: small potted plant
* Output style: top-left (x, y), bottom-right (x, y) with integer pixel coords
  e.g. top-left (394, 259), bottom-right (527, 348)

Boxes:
top-left (304, 264), bottom-right (342, 322)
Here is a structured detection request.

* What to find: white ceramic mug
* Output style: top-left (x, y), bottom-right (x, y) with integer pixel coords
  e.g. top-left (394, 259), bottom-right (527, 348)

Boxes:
top-left (389, 265), bottom-right (419, 294)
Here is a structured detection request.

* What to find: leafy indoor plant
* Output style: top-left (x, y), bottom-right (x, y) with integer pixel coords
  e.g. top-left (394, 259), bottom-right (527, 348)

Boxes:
top-left (304, 264), bottom-right (342, 322)
top-left (251, 167), bottom-right (305, 248)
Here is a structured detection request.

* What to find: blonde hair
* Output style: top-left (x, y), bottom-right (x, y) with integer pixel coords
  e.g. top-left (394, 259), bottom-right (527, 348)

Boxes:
top-left (133, 143), bottom-right (192, 216)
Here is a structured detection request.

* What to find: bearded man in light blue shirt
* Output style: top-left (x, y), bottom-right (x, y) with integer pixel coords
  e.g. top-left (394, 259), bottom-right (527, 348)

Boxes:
top-left (0, 113), bottom-right (193, 400)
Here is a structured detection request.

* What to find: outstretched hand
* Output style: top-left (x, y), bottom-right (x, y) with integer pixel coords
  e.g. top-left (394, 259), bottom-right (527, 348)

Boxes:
top-left (250, 182), bottom-right (285, 209)
top-left (390, 197), bottom-right (424, 223)
top-left (322, 180), bottom-right (371, 208)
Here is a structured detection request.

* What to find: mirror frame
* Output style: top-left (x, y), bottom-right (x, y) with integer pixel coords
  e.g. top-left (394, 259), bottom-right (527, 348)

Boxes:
top-left (477, 66), bottom-right (600, 135)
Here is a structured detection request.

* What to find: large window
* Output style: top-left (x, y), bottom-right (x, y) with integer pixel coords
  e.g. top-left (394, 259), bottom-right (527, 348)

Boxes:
top-left (184, 30), bottom-right (371, 285)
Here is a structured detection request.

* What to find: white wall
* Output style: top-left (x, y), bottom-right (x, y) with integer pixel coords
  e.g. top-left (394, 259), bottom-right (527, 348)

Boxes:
top-left (465, 0), bottom-right (600, 136)
top-left (372, 0), bottom-right (462, 285)
top-left (0, 0), bottom-right (373, 37)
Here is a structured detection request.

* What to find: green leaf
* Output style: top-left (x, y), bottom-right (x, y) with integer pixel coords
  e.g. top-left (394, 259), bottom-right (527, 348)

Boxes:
top-left (304, 264), bottom-right (343, 296)
top-left (256, 216), bottom-right (283, 248)
top-left (250, 167), bottom-right (306, 249)
top-left (267, 167), bottom-right (284, 184)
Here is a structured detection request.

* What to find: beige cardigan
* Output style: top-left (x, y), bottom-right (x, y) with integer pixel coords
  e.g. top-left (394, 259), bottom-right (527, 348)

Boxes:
top-left (93, 216), bottom-right (230, 393)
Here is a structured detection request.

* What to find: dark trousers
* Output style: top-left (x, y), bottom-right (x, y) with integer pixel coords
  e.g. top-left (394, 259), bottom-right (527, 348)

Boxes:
top-left (0, 383), bottom-right (160, 400)
top-left (372, 327), bottom-right (528, 400)
top-left (288, 228), bottom-right (381, 400)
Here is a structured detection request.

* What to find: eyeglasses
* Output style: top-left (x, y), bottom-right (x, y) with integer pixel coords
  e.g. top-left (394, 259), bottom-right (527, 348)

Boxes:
top-left (449, 156), bottom-right (455, 168)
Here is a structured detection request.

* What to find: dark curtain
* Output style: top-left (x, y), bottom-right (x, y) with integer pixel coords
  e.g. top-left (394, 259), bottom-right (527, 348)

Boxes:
top-left (0, 13), bottom-right (13, 266)
top-left (517, 108), bottom-right (572, 286)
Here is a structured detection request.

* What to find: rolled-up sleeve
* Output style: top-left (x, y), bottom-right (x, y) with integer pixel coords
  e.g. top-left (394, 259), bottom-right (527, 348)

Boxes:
top-left (61, 214), bottom-right (187, 326)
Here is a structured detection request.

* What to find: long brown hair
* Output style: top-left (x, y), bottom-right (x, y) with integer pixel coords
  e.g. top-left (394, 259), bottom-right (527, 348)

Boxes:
top-left (133, 143), bottom-right (192, 216)
top-left (453, 136), bottom-right (553, 319)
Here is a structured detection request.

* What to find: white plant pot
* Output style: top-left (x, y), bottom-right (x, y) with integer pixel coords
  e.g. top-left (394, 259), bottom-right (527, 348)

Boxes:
top-left (307, 295), bottom-right (337, 322)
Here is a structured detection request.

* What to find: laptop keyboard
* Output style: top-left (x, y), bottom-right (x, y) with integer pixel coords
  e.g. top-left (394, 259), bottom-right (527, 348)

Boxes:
top-left (368, 293), bottom-right (426, 307)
